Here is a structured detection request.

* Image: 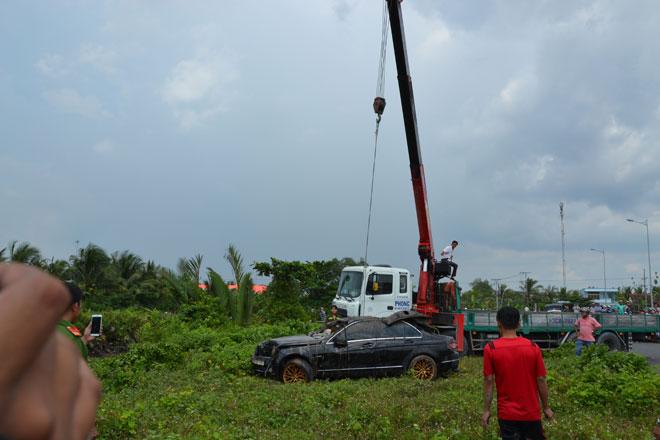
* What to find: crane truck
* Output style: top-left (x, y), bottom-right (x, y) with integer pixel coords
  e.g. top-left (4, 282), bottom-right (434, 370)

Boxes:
top-left (332, 0), bottom-right (660, 354)
top-left (332, 0), bottom-right (465, 349)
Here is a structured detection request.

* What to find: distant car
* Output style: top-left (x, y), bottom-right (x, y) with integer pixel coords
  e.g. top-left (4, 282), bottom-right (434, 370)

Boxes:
top-left (252, 311), bottom-right (459, 383)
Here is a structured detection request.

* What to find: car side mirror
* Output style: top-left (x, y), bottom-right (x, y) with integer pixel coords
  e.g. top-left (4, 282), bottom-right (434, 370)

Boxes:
top-left (334, 338), bottom-right (347, 348)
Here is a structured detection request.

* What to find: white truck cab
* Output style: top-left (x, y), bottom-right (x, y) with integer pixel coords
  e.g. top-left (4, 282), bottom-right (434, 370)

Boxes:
top-left (332, 265), bottom-right (412, 318)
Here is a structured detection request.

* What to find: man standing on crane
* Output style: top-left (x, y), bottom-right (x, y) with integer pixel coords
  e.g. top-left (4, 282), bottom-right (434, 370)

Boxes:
top-left (440, 240), bottom-right (459, 280)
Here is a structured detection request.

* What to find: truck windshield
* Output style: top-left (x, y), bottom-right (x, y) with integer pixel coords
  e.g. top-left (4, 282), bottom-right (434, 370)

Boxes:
top-left (337, 271), bottom-right (364, 298)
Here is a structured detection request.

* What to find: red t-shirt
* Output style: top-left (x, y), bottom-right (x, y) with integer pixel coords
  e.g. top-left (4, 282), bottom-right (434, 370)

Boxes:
top-left (483, 337), bottom-right (547, 421)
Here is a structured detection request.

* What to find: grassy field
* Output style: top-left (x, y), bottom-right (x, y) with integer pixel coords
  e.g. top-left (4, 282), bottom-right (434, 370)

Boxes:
top-left (89, 317), bottom-right (659, 439)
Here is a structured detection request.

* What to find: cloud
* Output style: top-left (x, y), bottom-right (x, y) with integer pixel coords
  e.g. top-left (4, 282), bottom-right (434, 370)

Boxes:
top-left (35, 54), bottom-right (69, 77)
top-left (161, 56), bottom-right (238, 129)
top-left (44, 88), bottom-right (110, 118)
top-left (418, 20), bottom-right (451, 59)
top-left (36, 44), bottom-right (118, 78)
top-left (79, 44), bottom-right (117, 75)
top-left (332, 0), bottom-right (356, 21)
top-left (92, 139), bottom-right (116, 155)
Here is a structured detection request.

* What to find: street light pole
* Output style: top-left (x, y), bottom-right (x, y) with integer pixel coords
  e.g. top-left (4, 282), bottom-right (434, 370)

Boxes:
top-left (627, 218), bottom-right (653, 308)
top-left (590, 248), bottom-right (606, 296)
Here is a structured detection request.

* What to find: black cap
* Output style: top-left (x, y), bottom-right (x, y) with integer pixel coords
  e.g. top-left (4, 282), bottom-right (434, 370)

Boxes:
top-left (64, 281), bottom-right (83, 305)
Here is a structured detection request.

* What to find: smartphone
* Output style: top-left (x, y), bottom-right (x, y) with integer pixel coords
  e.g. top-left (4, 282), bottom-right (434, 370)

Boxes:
top-left (90, 314), bottom-right (102, 337)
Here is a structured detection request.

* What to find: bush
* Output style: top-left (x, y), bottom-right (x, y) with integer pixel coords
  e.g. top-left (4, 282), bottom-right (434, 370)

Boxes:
top-left (79, 308), bottom-right (161, 356)
top-left (91, 320), bottom-right (317, 391)
top-left (548, 343), bottom-right (660, 416)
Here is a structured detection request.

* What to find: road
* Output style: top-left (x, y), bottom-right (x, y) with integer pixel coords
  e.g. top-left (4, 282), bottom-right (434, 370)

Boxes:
top-left (632, 342), bottom-right (660, 365)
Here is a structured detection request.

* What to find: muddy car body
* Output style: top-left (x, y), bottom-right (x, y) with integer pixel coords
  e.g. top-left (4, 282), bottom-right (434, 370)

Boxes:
top-left (252, 311), bottom-right (459, 383)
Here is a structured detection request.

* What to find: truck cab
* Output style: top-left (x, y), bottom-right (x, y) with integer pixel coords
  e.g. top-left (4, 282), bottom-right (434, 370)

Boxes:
top-left (332, 266), bottom-right (412, 318)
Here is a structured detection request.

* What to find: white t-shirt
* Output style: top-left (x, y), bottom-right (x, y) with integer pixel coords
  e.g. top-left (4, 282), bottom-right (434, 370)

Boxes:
top-left (441, 245), bottom-right (453, 260)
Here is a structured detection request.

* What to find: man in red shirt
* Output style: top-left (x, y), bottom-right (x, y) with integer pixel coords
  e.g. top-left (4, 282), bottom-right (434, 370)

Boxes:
top-left (574, 307), bottom-right (602, 356)
top-left (482, 306), bottom-right (553, 439)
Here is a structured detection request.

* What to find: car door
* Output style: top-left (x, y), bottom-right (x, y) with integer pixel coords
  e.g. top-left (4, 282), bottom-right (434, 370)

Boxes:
top-left (344, 320), bottom-right (385, 377)
top-left (378, 322), bottom-right (412, 373)
top-left (316, 327), bottom-right (350, 378)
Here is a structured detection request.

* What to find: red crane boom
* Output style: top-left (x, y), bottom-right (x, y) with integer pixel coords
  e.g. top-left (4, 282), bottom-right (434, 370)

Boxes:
top-left (386, 0), bottom-right (439, 317)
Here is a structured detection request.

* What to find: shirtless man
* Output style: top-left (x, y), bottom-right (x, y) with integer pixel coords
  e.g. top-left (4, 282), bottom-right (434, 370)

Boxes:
top-left (0, 264), bottom-right (101, 440)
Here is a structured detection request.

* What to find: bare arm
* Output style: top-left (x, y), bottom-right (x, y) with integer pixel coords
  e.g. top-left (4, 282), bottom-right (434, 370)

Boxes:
top-left (482, 375), bottom-right (495, 428)
top-left (537, 376), bottom-right (553, 419)
top-left (0, 264), bottom-right (69, 392)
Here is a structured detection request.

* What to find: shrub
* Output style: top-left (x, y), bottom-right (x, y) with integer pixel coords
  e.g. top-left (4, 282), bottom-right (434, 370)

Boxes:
top-left (548, 343), bottom-right (660, 416)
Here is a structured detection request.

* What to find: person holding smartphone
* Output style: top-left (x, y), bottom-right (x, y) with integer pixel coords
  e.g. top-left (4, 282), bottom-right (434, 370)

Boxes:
top-left (57, 282), bottom-right (101, 360)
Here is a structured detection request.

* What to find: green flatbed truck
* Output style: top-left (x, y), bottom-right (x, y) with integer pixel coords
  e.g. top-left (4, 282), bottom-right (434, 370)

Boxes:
top-left (462, 309), bottom-right (660, 353)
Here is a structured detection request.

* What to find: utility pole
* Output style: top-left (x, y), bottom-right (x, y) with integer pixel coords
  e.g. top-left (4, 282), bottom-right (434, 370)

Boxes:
top-left (492, 278), bottom-right (502, 309)
top-left (642, 268), bottom-right (646, 300)
top-left (560, 202), bottom-right (567, 290)
top-left (626, 218), bottom-right (653, 308)
top-left (520, 272), bottom-right (530, 306)
top-left (590, 248), bottom-right (606, 295)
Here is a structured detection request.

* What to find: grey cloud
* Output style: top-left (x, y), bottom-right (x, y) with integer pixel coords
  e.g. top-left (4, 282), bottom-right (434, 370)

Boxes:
top-left (1, 0), bottom-right (659, 288)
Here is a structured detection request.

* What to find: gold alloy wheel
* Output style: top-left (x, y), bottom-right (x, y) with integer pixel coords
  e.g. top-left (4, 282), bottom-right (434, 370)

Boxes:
top-left (412, 357), bottom-right (436, 380)
top-left (282, 362), bottom-right (308, 383)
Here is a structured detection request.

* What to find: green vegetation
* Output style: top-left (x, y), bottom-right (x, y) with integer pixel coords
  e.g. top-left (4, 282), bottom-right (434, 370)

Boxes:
top-left (87, 311), bottom-right (659, 439)
top-left (0, 240), bottom-right (363, 323)
top-left (461, 277), bottom-right (658, 311)
top-left (3, 240), bottom-right (659, 438)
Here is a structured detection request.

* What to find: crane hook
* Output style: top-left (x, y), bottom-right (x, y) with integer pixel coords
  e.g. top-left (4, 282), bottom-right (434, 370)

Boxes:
top-left (373, 96), bottom-right (386, 117)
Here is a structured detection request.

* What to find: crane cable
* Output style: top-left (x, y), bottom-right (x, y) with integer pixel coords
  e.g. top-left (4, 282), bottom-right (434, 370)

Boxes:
top-left (363, 0), bottom-right (389, 266)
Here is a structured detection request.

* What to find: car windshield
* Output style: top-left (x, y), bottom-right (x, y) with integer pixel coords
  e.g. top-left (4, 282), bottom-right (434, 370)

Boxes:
top-left (309, 320), bottom-right (346, 337)
top-left (337, 271), bottom-right (364, 298)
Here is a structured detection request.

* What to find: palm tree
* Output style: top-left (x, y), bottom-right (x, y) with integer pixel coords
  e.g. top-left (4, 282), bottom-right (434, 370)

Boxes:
top-left (69, 243), bottom-right (111, 289)
top-left (225, 244), bottom-right (245, 284)
top-left (7, 241), bottom-right (43, 266)
top-left (111, 250), bottom-right (145, 281)
top-left (204, 245), bottom-right (255, 325)
top-left (0, 247), bottom-right (6, 262)
top-left (520, 278), bottom-right (541, 307)
top-left (177, 254), bottom-right (203, 282)
top-left (45, 258), bottom-right (71, 279)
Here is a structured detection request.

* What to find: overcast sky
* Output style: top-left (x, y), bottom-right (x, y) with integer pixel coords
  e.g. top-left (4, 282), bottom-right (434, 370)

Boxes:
top-left (2, 0), bottom-right (660, 290)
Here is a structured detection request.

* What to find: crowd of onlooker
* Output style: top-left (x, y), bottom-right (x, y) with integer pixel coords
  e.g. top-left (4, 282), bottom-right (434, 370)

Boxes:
top-left (640, 303), bottom-right (660, 314)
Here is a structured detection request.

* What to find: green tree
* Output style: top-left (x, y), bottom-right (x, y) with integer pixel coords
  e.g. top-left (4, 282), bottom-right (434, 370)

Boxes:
top-left (462, 278), bottom-right (495, 309)
top-left (253, 257), bottom-right (359, 313)
top-left (253, 258), bottom-right (311, 322)
top-left (6, 241), bottom-right (43, 266)
top-left (225, 244), bottom-right (245, 284)
top-left (69, 243), bottom-right (112, 290)
top-left (45, 258), bottom-right (71, 280)
top-left (500, 283), bottom-right (523, 308)
top-left (520, 278), bottom-right (541, 307)
top-left (111, 251), bottom-right (145, 282)
top-left (177, 254), bottom-right (204, 283)
top-left (206, 268), bottom-right (232, 315)
top-left (235, 273), bottom-right (254, 325)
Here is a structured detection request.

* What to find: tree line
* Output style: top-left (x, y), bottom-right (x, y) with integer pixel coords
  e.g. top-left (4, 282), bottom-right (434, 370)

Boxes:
top-left (461, 277), bottom-right (658, 311)
top-left (0, 240), bottom-right (359, 324)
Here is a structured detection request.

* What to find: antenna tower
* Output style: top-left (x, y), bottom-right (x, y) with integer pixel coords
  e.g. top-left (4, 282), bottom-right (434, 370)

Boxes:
top-left (560, 202), bottom-right (567, 290)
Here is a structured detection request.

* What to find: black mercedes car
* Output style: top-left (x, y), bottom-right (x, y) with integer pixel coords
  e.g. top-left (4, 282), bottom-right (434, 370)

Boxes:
top-left (252, 311), bottom-right (459, 383)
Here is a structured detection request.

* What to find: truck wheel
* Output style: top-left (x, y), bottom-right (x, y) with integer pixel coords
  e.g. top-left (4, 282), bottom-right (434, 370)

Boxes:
top-left (463, 332), bottom-right (474, 356)
top-left (409, 355), bottom-right (437, 380)
top-left (597, 332), bottom-right (623, 351)
top-left (281, 358), bottom-right (312, 383)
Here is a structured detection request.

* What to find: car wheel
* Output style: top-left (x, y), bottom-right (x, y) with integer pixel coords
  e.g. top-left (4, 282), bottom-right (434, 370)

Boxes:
top-left (281, 358), bottom-right (312, 383)
top-left (409, 355), bottom-right (437, 380)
